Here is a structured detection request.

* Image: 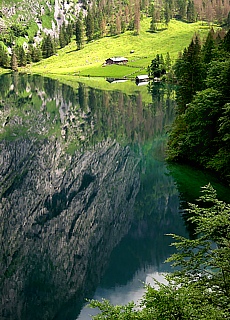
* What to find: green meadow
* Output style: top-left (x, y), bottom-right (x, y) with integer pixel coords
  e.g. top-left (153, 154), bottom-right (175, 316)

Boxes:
top-left (28, 18), bottom-right (213, 79)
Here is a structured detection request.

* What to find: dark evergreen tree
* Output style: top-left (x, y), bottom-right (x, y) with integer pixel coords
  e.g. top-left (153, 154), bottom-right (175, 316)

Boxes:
top-left (10, 50), bottom-right (18, 71)
top-left (150, 3), bottom-right (156, 32)
top-left (75, 17), bottom-right (83, 50)
top-left (174, 36), bottom-right (204, 113)
top-left (226, 11), bottom-right (230, 28)
top-left (201, 29), bottom-right (216, 64)
top-left (17, 46), bottom-right (27, 67)
top-left (222, 28), bottom-right (230, 52)
top-left (0, 44), bottom-right (9, 67)
top-left (59, 24), bottom-right (67, 48)
top-left (27, 44), bottom-right (33, 63)
top-left (176, 0), bottom-right (187, 19)
top-left (85, 9), bottom-right (94, 41)
top-left (164, 2), bottom-right (171, 26)
top-left (32, 46), bottom-right (42, 62)
top-left (41, 34), bottom-right (55, 58)
top-left (187, 0), bottom-right (196, 22)
top-left (66, 22), bottom-right (73, 44)
top-left (148, 54), bottom-right (166, 78)
top-left (134, 0), bottom-right (141, 34)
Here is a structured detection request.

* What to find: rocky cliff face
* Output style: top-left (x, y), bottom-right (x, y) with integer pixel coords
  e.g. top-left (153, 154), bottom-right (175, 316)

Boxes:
top-left (0, 137), bottom-right (140, 320)
top-left (0, 74), bottom-right (144, 320)
top-left (0, 0), bottom-right (81, 40)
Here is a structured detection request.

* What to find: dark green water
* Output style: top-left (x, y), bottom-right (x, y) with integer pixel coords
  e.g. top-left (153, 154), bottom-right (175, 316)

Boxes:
top-left (0, 74), bottom-right (229, 320)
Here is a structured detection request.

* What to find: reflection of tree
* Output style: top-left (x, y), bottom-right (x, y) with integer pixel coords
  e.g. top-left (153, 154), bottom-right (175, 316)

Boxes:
top-left (166, 162), bottom-right (230, 238)
top-left (0, 75), bottom-right (177, 152)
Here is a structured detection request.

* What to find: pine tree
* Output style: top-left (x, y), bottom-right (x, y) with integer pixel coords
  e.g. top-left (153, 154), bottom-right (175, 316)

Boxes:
top-left (223, 28), bottom-right (230, 52)
top-left (134, 0), bottom-right (141, 35)
top-left (202, 29), bottom-right (215, 64)
top-left (165, 52), bottom-right (172, 71)
top-left (187, 0), bottom-right (196, 22)
top-left (0, 44), bottom-right (9, 68)
top-left (33, 46), bottom-right (42, 62)
top-left (42, 34), bottom-right (55, 58)
top-left (164, 2), bottom-right (171, 26)
top-left (75, 17), bottom-right (83, 50)
top-left (66, 22), bottom-right (73, 44)
top-left (116, 15), bottom-right (121, 35)
top-left (11, 50), bottom-right (18, 71)
top-left (27, 44), bottom-right (33, 64)
top-left (174, 36), bottom-right (204, 113)
top-left (18, 46), bottom-right (27, 67)
top-left (150, 3), bottom-right (156, 32)
top-left (85, 10), bottom-right (94, 42)
top-left (59, 24), bottom-right (66, 48)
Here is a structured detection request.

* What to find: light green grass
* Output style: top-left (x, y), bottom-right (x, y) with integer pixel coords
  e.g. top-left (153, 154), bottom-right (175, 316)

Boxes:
top-left (0, 68), bottom-right (10, 75)
top-left (26, 18), bottom-right (214, 78)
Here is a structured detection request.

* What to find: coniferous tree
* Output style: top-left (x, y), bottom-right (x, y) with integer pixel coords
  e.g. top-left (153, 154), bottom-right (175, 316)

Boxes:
top-left (148, 54), bottom-right (166, 78)
top-left (18, 46), bottom-right (27, 67)
top-left (227, 11), bottom-right (230, 28)
top-left (75, 17), bottom-right (83, 50)
top-left (150, 3), bottom-right (156, 32)
top-left (33, 46), bottom-right (42, 62)
top-left (0, 44), bottom-right (9, 67)
top-left (174, 36), bottom-right (204, 113)
top-left (10, 50), bottom-right (18, 71)
top-left (202, 29), bottom-right (216, 64)
top-left (66, 22), bottom-right (73, 44)
top-left (116, 15), bottom-right (121, 35)
top-left (164, 2), bottom-right (171, 26)
top-left (42, 34), bottom-right (55, 58)
top-left (27, 44), bottom-right (33, 64)
top-left (59, 24), bottom-right (66, 48)
top-left (187, 0), bottom-right (196, 22)
top-left (176, 0), bottom-right (187, 19)
top-left (85, 9), bottom-right (94, 41)
top-left (222, 28), bottom-right (230, 52)
top-left (134, 0), bottom-right (141, 34)
top-left (165, 51), bottom-right (172, 71)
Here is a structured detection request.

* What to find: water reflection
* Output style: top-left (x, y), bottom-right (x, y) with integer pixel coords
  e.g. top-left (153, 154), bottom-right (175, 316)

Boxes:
top-left (0, 74), bottom-right (182, 320)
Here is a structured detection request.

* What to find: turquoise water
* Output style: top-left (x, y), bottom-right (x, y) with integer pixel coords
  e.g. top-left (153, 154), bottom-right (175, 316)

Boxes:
top-left (0, 74), bottom-right (229, 320)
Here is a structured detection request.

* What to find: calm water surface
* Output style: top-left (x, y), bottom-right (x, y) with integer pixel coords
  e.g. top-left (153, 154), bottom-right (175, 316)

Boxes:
top-left (0, 74), bottom-right (229, 320)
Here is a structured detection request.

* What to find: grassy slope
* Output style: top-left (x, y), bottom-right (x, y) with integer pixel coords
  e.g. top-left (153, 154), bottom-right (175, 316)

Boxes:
top-left (28, 18), bottom-right (212, 79)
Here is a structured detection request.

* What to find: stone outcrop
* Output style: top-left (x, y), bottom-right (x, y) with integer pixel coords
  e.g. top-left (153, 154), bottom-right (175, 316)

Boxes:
top-left (0, 137), bottom-right (140, 320)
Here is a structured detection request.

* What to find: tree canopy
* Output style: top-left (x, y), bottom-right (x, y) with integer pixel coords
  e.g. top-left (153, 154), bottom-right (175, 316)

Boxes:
top-left (88, 184), bottom-right (230, 319)
top-left (167, 28), bottom-right (230, 183)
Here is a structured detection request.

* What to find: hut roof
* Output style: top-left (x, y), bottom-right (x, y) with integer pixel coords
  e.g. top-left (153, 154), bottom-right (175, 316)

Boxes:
top-left (136, 74), bottom-right (149, 80)
top-left (108, 57), bottom-right (128, 62)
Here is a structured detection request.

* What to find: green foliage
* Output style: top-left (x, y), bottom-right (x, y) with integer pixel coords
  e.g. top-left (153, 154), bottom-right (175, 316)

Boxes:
top-left (75, 17), bottom-right (83, 50)
top-left (0, 44), bottom-right (9, 67)
top-left (88, 185), bottom-right (230, 319)
top-left (10, 50), bottom-right (18, 71)
top-left (148, 54), bottom-right (166, 78)
top-left (186, 0), bottom-right (196, 23)
top-left (174, 35), bottom-right (204, 113)
top-left (168, 29), bottom-right (230, 182)
top-left (85, 10), bottom-right (94, 42)
top-left (41, 14), bottom-right (52, 30)
top-left (41, 34), bottom-right (55, 58)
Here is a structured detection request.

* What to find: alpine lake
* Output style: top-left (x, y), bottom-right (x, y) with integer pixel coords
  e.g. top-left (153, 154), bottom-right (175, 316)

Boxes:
top-left (0, 73), bottom-right (229, 320)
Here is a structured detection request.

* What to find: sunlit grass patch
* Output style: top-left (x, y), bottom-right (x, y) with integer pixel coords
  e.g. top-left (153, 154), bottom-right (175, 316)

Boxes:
top-left (30, 18), bottom-right (213, 78)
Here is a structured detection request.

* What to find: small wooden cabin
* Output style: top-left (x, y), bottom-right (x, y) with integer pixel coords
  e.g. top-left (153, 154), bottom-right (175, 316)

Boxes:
top-left (105, 57), bottom-right (128, 65)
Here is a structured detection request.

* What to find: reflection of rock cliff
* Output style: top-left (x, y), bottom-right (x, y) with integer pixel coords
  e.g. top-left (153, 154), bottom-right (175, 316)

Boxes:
top-left (0, 138), bottom-right (140, 320)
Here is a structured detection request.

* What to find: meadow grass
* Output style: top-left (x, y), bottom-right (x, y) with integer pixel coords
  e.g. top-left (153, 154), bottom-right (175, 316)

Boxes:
top-left (29, 18), bottom-right (213, 79)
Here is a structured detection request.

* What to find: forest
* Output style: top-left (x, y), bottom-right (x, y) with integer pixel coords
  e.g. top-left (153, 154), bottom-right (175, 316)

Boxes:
top-left (165, 27), bottom-right (230, 184)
